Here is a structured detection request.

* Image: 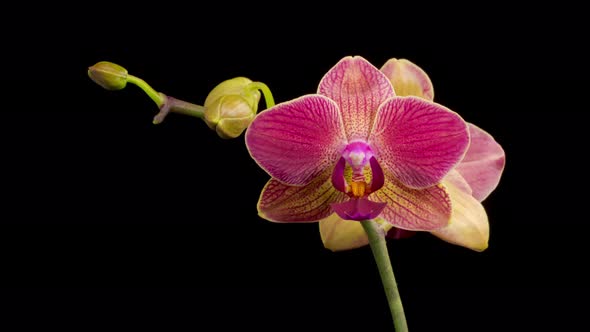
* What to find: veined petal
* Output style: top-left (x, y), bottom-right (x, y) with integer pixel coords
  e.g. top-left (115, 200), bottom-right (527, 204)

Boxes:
top-left (431, 178), bottom-right (490, 251)
top-left (318, 56), bottom-right (395, 141)
top-left (381, 58), bottom-right (434, 101)
top-left (257, 169), bottom-right (346, 223)
top-left (319, 214), bottom-right (392, 252)
top-left (455, 123), bottom-right (506, 201)
top-left (246, 95), bottom-right (347, 186)
top-left (371, 171), bottom-right (452, 231)
top-left (370, 96), bottom-right (470, 189)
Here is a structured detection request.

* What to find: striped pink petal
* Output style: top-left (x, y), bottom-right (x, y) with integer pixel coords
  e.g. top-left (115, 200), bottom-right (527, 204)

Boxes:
top-left (257, 169), bottom-right (346, 223)
top-left (370, 171), bottom-right (452, 231)
top-left (370, 96), bottom-right (470, 189)
top-left (318, 56), bottom-right (395, 141)
top-left (246, 95), bottom-right (347, 186)
top-left (455, 123), bottom-right (505, 201)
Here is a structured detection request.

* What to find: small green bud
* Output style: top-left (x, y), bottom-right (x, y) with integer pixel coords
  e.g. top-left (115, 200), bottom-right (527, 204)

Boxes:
top-left (204, 77), bottom-right (261, 139)
top-left (88, 61), bottom-right (128, 90)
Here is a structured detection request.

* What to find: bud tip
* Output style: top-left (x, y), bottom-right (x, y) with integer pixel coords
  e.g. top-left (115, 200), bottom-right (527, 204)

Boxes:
top-left (88, 61), bottom-right (128, 91)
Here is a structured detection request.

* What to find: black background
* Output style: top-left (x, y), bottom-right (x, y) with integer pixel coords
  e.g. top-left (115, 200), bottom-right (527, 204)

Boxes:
top-left (1, 3), bottom-right (587, 331)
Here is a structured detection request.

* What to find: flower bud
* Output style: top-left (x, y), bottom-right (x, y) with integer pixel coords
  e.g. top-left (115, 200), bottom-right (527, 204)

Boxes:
top-left (88, 61), bottom-right (128, 90)
top-left (203, 77), bottom-right (261, 139)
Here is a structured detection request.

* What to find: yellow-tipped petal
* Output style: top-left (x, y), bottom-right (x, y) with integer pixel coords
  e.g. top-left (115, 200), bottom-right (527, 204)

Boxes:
top-left (380, 58), bottom-right (434, 101)
top-left (319, 214), bottom-right (392, 252)
top-left (431, 179), bottom-right (489, 251)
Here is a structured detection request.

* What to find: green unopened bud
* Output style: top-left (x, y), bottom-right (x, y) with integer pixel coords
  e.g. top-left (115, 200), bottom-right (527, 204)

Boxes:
top-left (88, 61), bottom-right (128, 90)
top-left (204, 77), bottom-right (261, 139)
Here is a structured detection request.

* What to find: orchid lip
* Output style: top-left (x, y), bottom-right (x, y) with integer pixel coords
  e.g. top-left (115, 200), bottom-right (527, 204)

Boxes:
top-left (331, 157), bottom-right (347, 193)
top-left (331, 198), bottom-right (387, 221)
top-left (368, 156), bottom-right (384, 193)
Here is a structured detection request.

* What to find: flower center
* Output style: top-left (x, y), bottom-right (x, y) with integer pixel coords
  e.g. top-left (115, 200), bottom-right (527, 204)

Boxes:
top-left (332, 141), bottom-right (384, 198)
top-left (342, 141), bottom-right (373, 175)
top-left (349, 181), bottom-right (367, 197)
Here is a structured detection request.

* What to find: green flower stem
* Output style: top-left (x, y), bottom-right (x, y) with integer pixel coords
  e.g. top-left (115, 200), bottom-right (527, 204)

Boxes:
top-left (165, 97), bottom-right (205, 119)
top-left (361, 220), bottom-right (408, 332)
top-left (126, 74), bottom-right (205, 124)
top-left (247, 82), bottom-right (275, 109)
top-left (127, 75), bottom-right (166, 107)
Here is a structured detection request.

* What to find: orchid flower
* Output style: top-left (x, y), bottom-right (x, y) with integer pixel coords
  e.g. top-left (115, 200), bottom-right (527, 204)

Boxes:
top-left (246, 56), bottom-right (482, 330)
top-left (246, 56), bottom-right (471, 238)
top-left (320, 59), bottom-right (505, 252)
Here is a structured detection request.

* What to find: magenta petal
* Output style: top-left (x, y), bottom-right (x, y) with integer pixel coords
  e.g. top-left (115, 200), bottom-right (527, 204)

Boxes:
top-left (318, 56), bottom-right (395, 141)
top-left (370, 96), bottom-right (470, 189)
top-left (246, 95), bottom-right (347, 186)
top-left (331, 198), bottom-right (387, 221)
top-left (455, 123), bottom-right (505, 201)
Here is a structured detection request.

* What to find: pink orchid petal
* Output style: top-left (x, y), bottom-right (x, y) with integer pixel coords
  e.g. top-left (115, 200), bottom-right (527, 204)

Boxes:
top-left (319, 214), bottom-right (392, 252)
top-left (455, 123), bottom-right (506, 201)
top-left (318, 56), bottom-right (395, 141)
top-left (331, 198), bottom-right (387, 221)
top-left (381, 58), bottom-right (434, 101)
top-left (246, 95), bottom-right (347, 186)
top-left (371, 171), bottom-right (452, 231)
top-left (257, 169), bottom-right (347, 223)
top-left (431, 178), bottom-right (490, 251)
top-left (370, 96), bottom-right (470, 189)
